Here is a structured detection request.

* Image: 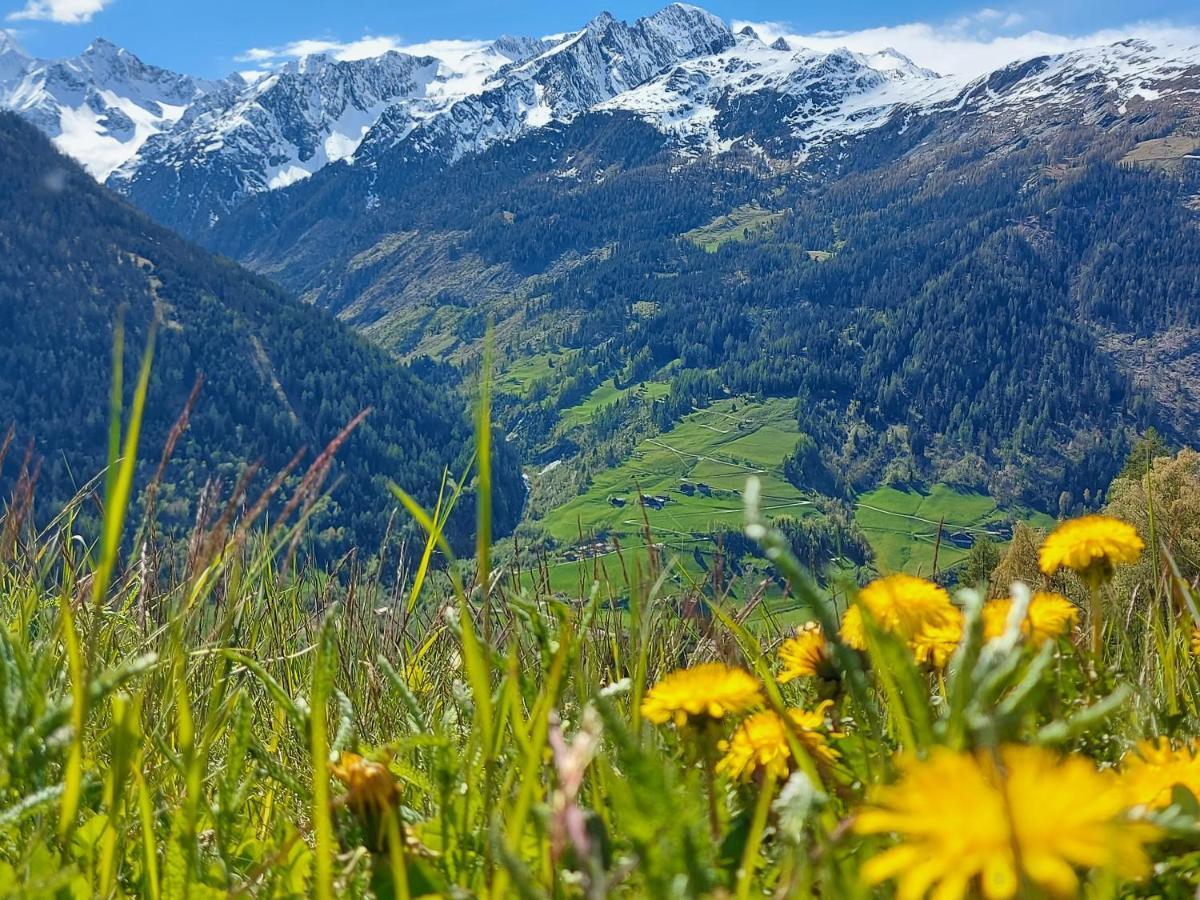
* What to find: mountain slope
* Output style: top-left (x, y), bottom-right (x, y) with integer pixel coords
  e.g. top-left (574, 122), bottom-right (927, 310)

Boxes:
top-left (203, 34), bottom-right (1200, 336)
top-left (0, 111), bottom-right (523, 553)
top-left (0, 30), bottom-right (556, 236)
top-left (198, 33), bottom-right (1200, 515)
top-left (107, 3), bottom-right (737, 236)
top-left (7, 9), bottom-right (1200, 246)
top-left (595, 35), bottom-right (950, 154)
top-left (107, 37), bottom-right (560, 235)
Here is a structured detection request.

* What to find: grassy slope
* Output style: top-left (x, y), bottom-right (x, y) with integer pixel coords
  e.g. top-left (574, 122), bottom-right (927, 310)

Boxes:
top-left (544, 398), bottom-right (807, 538)
top-left (526, 393), bottom-right (1057, 591)
top-left (5, 438), bottom-right (1187, 897)
top-left (682, 203), bottom-right (786, 253)
top-left (534, 397), bottom-right (810, 595)
top-left (558, 379), bottom-right (670, 430)
top-left (497, 344), bottom-right (1057, 597)
top-left (855, 484), bottom-right (1056, 576)
top-left (496, 351), bottom-right (567, 394)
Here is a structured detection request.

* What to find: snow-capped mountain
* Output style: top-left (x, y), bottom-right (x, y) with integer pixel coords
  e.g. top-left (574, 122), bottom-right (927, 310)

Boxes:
top-left (107, 33), bottom-right (565, 233)
top-left (109, 2), bottom-right (741, 233)
top-left (0, 30), bottom-right (31, 83)
top-left (353, 4), bottom-right (736, 165)
top-left (596, 33), bottom-right (952, 154)
top-left (5, 6), bottom-right (1200, 239)
top-left (952, 39), bottom-right (1200, 123)
top-left (107, 51), bottom-right (446, 230)
top-left (0, 34), bottom-right (222, 179)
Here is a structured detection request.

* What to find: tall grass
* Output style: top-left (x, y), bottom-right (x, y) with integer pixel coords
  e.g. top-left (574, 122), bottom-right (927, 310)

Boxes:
top-left (1, 341), bottom-right (1200, 897)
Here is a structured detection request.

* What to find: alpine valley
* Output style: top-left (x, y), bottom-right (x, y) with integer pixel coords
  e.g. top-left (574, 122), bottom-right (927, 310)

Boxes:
top-left (3, 3), bottom-right (1200, 582)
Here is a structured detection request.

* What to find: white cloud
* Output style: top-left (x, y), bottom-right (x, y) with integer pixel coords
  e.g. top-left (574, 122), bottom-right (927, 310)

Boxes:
top-left (390, 38), bottom-right (493, 60)
top-left (237, 34), bottom-right (409, 66)
top-left (732, 10), bottom-right (1200, 79)
top-left (7, 0), bottom-right (111, 24)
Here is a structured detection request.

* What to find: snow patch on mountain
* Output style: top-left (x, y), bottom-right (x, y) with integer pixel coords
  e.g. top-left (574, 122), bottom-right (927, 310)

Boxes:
top-left (104, 49), bottom-right (452, 226)
top-left (0, 30), bottom-right (31, 82)
top-left (963, 39), bottom-right (1200, 113)
top-left (104, 32), bottom-right (564, 228)
top-left (394, 37), bottom-right (546, 99)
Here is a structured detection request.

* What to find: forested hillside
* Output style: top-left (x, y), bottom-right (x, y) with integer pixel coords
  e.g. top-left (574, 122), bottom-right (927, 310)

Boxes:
top-left (201, 98), bottom-right (1200, 517)
top-left (0, 112), bottom-right (524, 554)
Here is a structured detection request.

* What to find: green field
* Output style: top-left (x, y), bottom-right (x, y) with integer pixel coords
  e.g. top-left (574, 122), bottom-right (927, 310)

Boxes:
top-left (531, 397), bottom-right (810, 597)
top-left (683, 203), bottom-right (786, 252)
top-left (543, 397), bottom-right (807, 539)
top-left (532, 397), bottom-right (1058, 592)
top-left (854, 484), bottom-right (1056, 575)
top-left (557, 378), bottom-right (670, 430)
top-left (496, 350), bottom-right (568, 394)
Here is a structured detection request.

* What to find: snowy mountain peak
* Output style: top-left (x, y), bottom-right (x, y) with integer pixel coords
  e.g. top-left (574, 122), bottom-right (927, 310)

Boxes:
top-left (641, 3), bottom-right (731, 53)
top-left (7, 6), bottom-right (1200, 241)
top-left (289, 52), bottom-right (333, 74)
top-left (597, 37), bottom-right (951, 155)
top-left (1, 38), bottom-right (215, 180)
top-left (69, 36), bottom-right (205, 94)
top-left (584, 11), bottom-right (617, 33)
top-left (856, 47), bottom-right (937, 78)
top-left (0, 30), bottom-right (28, 58)
top-left (955, 37), bottom-right (1200, 117)
top-left (491, 34), bottom-right (556, 66)
top-left (348, 2), bottom-right (738, 171)
top-left (109, 46), bottom-right (446, 214)
top-left (0, 30), bottom-right (31, 81)
top-left (81, 37), bottom-right (123, 59)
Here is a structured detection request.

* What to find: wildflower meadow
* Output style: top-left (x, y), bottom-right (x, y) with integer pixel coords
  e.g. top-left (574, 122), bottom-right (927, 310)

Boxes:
top-left (2, 361), bottom-right (1200, 899)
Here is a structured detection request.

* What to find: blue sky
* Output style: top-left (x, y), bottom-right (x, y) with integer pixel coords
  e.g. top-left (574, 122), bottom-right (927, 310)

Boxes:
top-left (4, 0), bottom-right (1199, 78)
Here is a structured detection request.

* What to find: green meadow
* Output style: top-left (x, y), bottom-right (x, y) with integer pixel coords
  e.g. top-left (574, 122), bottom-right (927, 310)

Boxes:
top-left (855, 484), bottom-right (1057, 576)
top-left (682, 203), bottom-right (786, 252)
top-left (557, 378), bottom-right (671, 430)
top-left (529, 397), bottom-right (812, 597)
top-left (525, 393), bottom-right (1059, 597)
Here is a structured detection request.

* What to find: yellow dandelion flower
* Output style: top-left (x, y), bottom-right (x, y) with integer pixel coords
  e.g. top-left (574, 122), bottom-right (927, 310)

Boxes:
top-left (1038, 515), bottom-right (1144, 585)
top-left (982, 593), bottom-right (1080, 646)
top-left (856, 745), bottom-right (1159, 900)
top-left (778, 622), bottom-right (834, 683)
top-left (840, 574), bottom-right (957, 650)
top-left (911, 608), bottom-right (964, 669)
top-left (330, 752), bottom-right (401, 821)
top-left (1000, 746), bottom-right (1158, 896)
top-left (839, 604), bottom-right (867, 648)
top-left (1191, 626), bottom-right (1200, 657)
top-left (1122, 738), bottom-right (1200, 809)
top-left (716, 702), bottom-right (840, 781)
top-left (640, 662), bottom-right (763, 727)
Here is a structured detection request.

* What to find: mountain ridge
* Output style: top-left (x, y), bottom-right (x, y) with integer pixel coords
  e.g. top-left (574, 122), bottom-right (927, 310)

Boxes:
top-left (5, 9), bottom-right (1200, 238)
top-left (4, 8), bottom-right (1200, 522)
